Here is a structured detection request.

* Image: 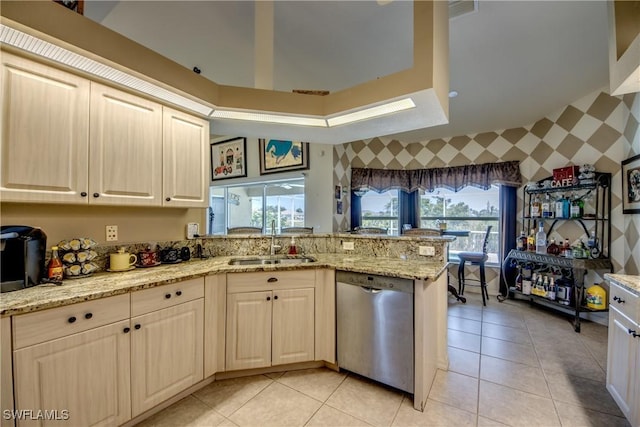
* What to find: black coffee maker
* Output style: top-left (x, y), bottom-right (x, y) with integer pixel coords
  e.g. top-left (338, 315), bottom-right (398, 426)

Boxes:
top-left (1, 226), bottom-right (47, 293)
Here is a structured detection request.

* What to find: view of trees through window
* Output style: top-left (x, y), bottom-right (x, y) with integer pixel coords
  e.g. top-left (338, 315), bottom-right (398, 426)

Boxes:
top-left (208, 179), bottom-right (305, 234)
top-left (359, 186), bottom-right (500, 263)
top-left (420, 186), bottom-right (500, 263)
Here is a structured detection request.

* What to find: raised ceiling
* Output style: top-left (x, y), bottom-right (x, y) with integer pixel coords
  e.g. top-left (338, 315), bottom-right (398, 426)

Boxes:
top-left (85, 0), bottom-right (610, 143)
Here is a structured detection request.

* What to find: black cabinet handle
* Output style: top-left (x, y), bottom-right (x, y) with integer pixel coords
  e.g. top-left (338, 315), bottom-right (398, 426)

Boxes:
top-left (629, 329), bottom-right (637, 336)
top-left (165, 293), bottom-right (172, 299)
top-left (274, 295), bottom-right (278, 300)
top-left (267, 277), bottom-right (278, 283)
top-left (176, 291), bottom-right (182, 296)
top-left (84, 313), bottom-right (93, 320)
top-left (134, 324), bottom-right (141, 330)
top-left (613, 296), bottom-right (625, 304)
top-left (93, 193), bottom-right (100, 198)
top-left (266, 296), bottom-right (271, 301)
top-left (123, 327), bottom-right (130, 333)
top-left (166, 197), bottom-right (171, 202)
top-left (633, 332), bottom-right (640, 339)
top-left (80, 192), bottom-right (87, 197)
top-left (68, 316), bottom-right (76, 324)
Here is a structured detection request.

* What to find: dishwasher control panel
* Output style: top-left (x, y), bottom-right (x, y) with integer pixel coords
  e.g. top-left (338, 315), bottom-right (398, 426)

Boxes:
top-left (336, 271), bottom-right (414, 293)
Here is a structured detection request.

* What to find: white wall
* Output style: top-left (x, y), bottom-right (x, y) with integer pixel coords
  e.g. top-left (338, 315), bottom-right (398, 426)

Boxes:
top-left (209, 137), bottom-right (335, 233)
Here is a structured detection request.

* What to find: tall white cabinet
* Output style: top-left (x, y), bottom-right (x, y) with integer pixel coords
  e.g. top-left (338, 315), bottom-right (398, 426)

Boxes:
top-left (0, 51), bottom-right (90, 203)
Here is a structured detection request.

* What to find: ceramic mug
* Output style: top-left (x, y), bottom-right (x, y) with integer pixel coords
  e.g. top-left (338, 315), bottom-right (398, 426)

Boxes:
top-left (139, 250), bottom-right (158, 266)
top-left (110, 251), bottom-right (137, 271)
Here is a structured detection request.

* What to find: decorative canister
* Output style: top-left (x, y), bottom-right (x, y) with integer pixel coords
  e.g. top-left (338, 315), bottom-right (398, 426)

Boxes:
top-left (586, 284), bottom-right (607, 310)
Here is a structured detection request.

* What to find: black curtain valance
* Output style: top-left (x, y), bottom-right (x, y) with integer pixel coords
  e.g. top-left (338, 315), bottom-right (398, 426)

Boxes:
top-left (351, 160), bottom-right (522, 193)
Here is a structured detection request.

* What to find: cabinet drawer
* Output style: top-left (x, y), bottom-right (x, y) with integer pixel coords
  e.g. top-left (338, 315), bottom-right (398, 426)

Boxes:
top-left (227, 270), bottom-right (316, 293)
top-left (131, 277), bottom-right (204, 317)
top-left (13, 293), bottom-right (130, 349)
top-left (609, 282), bottom-right (639, 322)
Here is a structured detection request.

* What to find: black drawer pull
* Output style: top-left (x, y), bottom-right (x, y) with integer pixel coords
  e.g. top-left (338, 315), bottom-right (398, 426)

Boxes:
top-left (166, 197), bottom-right (171, 202)
top-left (93, 193), bottom-right (100, 198)
top-left (267, 277), bottom-right (278, 283)
top-left (613, 296), bottom-right (625, 304)
top-left (176, 291), bottom-right (182, 296)
top-left (123, 327), bottom-right (130, 333)
top-left (274, 295), bottom-right (278, 300)
top-left (68, 316), bottom-right (76, 324)
top-left (80, 192), bottom-right (87, 197)
top-left (84, 313), bottom-right (93, 320)
top-left (134, 324), bottom-right (141, 330)
top-left (266, 296), bottom-right (271, 301)
top-left (165, 293), bottom-right (172, 299)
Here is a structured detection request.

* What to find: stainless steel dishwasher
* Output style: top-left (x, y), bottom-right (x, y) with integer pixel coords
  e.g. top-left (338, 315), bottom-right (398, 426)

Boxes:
top-left (336, 271), bottom-right (414, 393)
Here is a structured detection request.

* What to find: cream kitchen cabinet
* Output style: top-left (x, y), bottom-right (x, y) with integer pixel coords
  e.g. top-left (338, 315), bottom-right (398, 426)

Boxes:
top-left (129, 278), bottom-right (204, 417)
top-left (162, 107), bottom-right (209, 207)
top-left (1, 52), bottom-right (208, 208)
top-left (0, 51), bottom-right (90, 204)
top-left (607, 281), bottom-right (640, 427)
top-left (225, 270), bottom-right (315, 371)
top-left (12, 294), bottom-right (132, 427)
top-left (89, 82), bottom-right (163, 206)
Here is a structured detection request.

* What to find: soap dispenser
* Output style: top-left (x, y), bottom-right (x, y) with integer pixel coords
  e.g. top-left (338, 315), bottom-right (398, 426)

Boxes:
top-left (288, 236), bottom-right (298, 255)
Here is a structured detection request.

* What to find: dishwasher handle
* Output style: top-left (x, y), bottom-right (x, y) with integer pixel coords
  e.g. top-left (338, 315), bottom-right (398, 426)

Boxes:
top-left (360, 286), bottom-right (382, 294)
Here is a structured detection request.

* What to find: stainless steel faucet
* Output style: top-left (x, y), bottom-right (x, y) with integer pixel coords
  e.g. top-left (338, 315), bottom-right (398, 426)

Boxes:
top-left (270, 220), bottom-right (281, 255)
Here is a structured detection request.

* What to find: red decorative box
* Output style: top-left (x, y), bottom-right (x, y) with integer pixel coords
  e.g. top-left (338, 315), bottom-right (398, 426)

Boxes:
top-left (553, 166), bottom-right (579, 182)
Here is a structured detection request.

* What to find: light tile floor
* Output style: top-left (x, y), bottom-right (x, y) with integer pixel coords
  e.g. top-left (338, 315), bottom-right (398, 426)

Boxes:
top-left (135, 293), bottom-right (629, 427)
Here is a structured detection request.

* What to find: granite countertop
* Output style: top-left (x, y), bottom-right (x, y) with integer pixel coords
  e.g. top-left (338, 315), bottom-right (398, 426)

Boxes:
top-left (0, 254), bottom-right (447, 316)
top-left (604, 274), bottom-right (640, 296)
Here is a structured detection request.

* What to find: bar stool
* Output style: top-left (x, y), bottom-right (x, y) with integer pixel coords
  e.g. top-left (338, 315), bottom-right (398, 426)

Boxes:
top-left (457, 226), bottom-right (492, 306)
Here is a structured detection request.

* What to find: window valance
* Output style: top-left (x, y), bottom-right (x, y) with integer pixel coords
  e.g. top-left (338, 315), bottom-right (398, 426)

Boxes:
top-left (351, 160), bottom-right (522, 193)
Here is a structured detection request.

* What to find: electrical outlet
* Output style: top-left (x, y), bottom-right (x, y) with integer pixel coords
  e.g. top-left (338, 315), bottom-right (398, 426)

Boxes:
top-left (186, 223), bottom-right (199, 239)
top-left (419, 246), bottom-right (435, 256)
top-left (343, 241), bottom-right (354, 250)
top-left (106, 225), bottom-right (118, 242)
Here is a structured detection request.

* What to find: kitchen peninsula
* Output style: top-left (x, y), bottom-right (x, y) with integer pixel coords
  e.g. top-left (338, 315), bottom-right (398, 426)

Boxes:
top-left (0, 233), bottom-right (454, 426)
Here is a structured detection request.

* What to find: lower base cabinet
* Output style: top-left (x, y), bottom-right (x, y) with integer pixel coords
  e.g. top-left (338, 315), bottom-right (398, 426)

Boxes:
top-left (131, 298), bottom-right (204, 416)
top-left (226, 288), bottom-right (315, 371)
top-left (13, 320), bottom-right (132, 427)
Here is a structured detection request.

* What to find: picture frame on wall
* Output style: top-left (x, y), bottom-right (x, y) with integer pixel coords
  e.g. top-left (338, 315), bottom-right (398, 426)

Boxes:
top-left (622, 153), bottom-right (640, 214)
top-left (53, 0), bottom-right (84, 14)
top-left (335, 185), bottom-right (342, 200)
top-left (210, 137), bottom-right (247, 181)
top-left (259, 139), bottom-right (309, 175)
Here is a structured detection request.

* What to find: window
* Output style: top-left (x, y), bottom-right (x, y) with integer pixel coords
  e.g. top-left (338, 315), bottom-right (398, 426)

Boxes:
top-left (419, 186), bottom-right (500, 263)
top-left (208, 178), bottom-right (305, 234)
top-left (359, 190), bottom-right (399, 235)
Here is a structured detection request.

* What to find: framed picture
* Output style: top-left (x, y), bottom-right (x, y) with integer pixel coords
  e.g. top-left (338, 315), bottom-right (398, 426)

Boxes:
top-left (335, 185), bottom-right (342, 200)
top-left (259, 139), bottom-right (309, 175)
top-left (622, 153), bottom-right (640, 214)
top-left (336, 201), bottom-right (343, 215)
top-left (53, 0), bottom-right (84, 14)
top-left (210, 137), bottom-right (247, 181)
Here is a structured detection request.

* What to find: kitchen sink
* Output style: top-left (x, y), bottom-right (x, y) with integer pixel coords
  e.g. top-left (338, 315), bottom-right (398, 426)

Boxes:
top-left (228, 256), bottom-right (316, 266)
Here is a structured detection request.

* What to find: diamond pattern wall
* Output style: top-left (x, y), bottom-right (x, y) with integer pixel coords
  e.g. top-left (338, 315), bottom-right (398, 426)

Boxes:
top-left (333, 90), bottom-right (639, 278)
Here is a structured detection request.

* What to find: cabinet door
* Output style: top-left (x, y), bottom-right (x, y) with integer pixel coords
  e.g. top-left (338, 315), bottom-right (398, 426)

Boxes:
top-left (226, 291), bottom-right (272, 371)
top-left (13, 320), bottom-right (131, 427)
top-left (1, 52), bottom-right (90, 203)
top-left (272, 288), bottom-right (315, 366)
top-left (131, 299), bottom-right (204, 416)
top-left (89, 83), bottom-right (162, 206)
top-left (607, 308), bottom-right (637, 420)
top-left (162, 107), bottom-right (209, 207)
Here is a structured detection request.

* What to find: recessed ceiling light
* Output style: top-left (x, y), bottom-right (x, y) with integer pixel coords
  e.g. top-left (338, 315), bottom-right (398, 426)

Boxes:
top-left (448, 90), bottom-right (459, 98)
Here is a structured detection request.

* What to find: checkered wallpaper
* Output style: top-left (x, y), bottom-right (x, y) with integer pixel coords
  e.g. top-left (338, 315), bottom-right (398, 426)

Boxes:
top-left (333, 89), bottom-right (639, 275)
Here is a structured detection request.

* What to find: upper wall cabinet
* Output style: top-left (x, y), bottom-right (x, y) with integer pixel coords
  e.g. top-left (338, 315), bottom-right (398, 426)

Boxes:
top-left (0, 52), bottom-right (209, 208)
top-left (163, 108), bottom-right (209, 208)
top-left (89, 83), bottom-right (163, 206)
top-left (0, 51), bottom-right (90, 203)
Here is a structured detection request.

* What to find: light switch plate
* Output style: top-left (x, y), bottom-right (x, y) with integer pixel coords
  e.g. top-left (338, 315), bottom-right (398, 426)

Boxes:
top-left (186, 223), bottom-right (199, 239)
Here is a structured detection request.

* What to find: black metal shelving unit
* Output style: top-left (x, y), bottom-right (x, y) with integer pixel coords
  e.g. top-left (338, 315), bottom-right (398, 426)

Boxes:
top-left (503, 172), bottom-right (613, 332)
